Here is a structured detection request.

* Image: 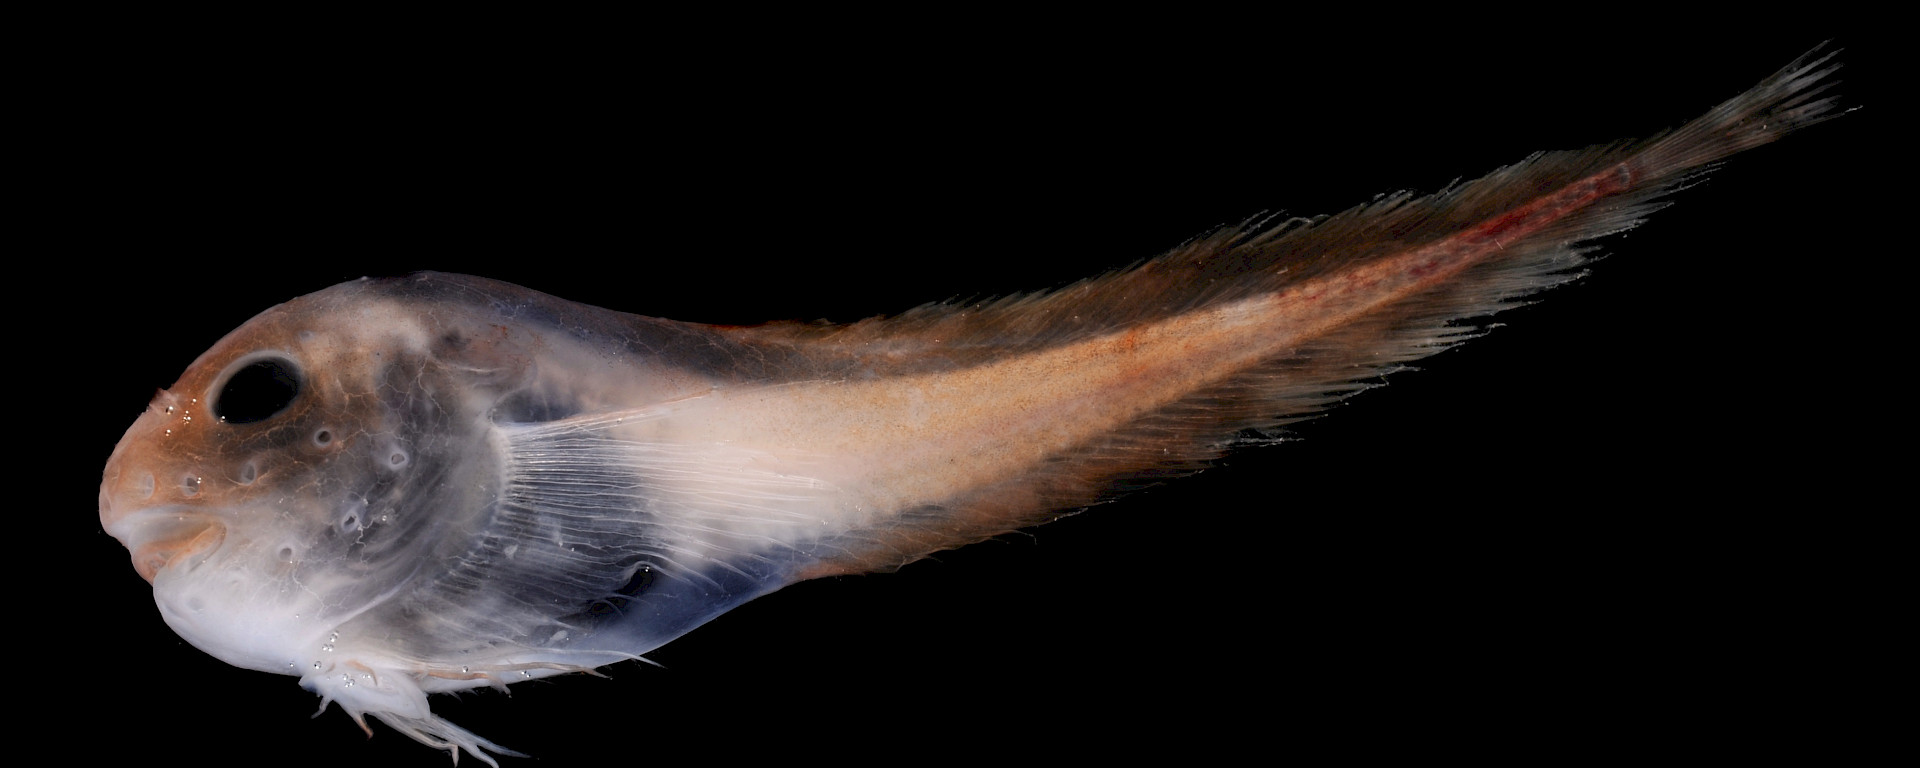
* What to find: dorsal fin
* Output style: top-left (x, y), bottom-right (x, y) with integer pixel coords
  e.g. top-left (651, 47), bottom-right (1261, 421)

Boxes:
top-left (706, 47), bottom-right (1846, 575)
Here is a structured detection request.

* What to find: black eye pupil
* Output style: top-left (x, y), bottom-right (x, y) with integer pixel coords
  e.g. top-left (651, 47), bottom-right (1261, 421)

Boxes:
top-left (214, 358), bottom-right (302, 424)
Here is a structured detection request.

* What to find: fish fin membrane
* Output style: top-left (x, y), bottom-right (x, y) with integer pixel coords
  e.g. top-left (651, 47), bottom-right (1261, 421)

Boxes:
top-left (782, 47), bottom-right (1845, 574)
top-left (733, 46), bottom-right (1841, 376)
top-left (416, 412), bottom-right (843, 662)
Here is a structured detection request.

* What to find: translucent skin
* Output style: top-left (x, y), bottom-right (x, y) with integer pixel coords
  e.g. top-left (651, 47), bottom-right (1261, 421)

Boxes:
top-left (93, 43), bottom-right (1843, 768)
top-left (97, 279), bottom-right (650, 758)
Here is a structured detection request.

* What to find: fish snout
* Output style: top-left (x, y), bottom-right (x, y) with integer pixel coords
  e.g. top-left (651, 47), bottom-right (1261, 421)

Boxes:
top-left (101, 445), bottom-right (228, 584)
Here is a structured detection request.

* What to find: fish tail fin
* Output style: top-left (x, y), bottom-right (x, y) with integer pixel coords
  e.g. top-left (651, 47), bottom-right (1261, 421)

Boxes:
top-left (1631, 43), bottom-right (1844, 181)
top-left (753, 47), bottom-right (1846, 575)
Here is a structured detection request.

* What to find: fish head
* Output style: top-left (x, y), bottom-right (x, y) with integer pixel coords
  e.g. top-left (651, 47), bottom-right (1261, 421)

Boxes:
top-left (98, 276), bottom-right (532, 678)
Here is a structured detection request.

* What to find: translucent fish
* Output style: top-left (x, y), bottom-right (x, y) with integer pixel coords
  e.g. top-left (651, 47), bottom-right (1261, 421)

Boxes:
top-left (97, 45), bottom-right (1846, 764)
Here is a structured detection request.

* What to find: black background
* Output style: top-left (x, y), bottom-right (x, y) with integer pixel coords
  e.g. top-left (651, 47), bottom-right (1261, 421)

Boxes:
top-left (53, 22), bottom-right (1877, 766)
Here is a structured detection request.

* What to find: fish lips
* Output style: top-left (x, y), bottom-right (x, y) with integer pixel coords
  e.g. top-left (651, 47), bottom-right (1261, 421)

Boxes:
top-left (101, 504), bottom-right (227, 583)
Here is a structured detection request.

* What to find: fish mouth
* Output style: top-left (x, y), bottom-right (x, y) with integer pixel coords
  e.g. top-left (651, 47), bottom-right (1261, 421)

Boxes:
top-left (104, 506), bottom-right (227, 584)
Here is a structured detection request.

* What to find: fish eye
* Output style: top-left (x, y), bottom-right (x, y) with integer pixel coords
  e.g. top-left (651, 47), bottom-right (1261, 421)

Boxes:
top-left (212, 356), bottom-right (303, 424)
